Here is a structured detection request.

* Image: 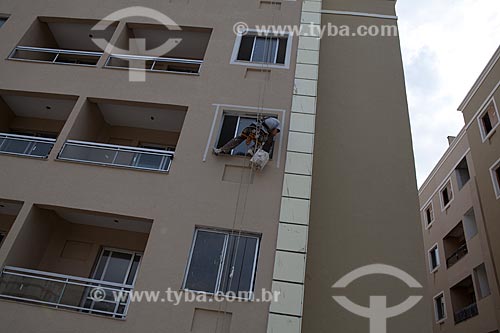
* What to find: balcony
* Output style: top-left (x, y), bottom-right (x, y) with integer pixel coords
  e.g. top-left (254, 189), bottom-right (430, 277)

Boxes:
top-left (446, 243), bottom-right (468, 268)
top-left (0, 91), bottom-right (77, 159)
top-left (59, 98), bottom-right (186, 172)
top-left (444, 222), bottom-right (468, 268)
top-left (104, 23), bottom-right (211, 75)
top-left (105, 54), bottom-right (203, 74)
top-left (0, 133), bottom-right (55, 158)
top-left (0, 205), bottom-right (152, 318)
top-left (451, 275), bottom-right (479, 324)
top-left (10, 46), bottom-right (103, 67)
top-left (0, 266), bottom-right (133, 318)
top-left (59, 140), bottom-right (174, 172)
top-left (9, 18), bottom-right (116, 67)
top-left (0, 200), bottom-right (22, 247)
top-left (454, 303), bottom-right (479, 324)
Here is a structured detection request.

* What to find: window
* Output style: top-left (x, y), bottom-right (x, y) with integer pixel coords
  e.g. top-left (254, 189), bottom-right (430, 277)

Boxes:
top-left (489, 157), bottom-right (500, 199)
top-left (183, 228), bottom-right (260, 297)
top-left (82, 248), bottom-right (142, 317)
top-left (473, 264), bottom-right (491, 300)
top-left (434, 292), bottom-right (446, 322)
top-left (0, 232), bottom-right (5, 246)
top-left (440, 180), bottom-right (453, 210)
top-left (232, 31), bottom-right (291, 67)
top-left (455, 157), bottom-right (470, 190)
top-left (478, 99), bottom-right (499, 141)
top-left (216, 114), bottom-right (277, 156)
top-left (428, 244), bottom-right (440, 272)
top-left (424, 203), bottom-right (434, 228)
top-left (0, 17), bottom-right (7, 29)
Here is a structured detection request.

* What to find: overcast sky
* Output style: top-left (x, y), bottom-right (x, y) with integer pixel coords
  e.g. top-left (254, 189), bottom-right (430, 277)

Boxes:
top-left (396, 0), bottom-right (500, 186)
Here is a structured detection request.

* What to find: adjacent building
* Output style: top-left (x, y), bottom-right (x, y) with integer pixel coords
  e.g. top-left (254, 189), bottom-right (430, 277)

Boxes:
top-left (419, 45), bottom-right (500, 333)
top-left (0, 0), bottom-right (430, 332)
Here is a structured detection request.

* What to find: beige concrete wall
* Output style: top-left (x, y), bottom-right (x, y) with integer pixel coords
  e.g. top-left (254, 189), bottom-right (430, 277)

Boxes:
top-left (0, 0), bottom-right (302, 331)
top-left (302, 1), bottom-right (431, 332)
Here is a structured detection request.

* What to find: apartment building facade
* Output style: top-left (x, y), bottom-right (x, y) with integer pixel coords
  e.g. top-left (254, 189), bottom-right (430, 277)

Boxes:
top-left (0, 0), bottom-right (430, 332)
top-left (419, 45), bottom-right (500, 333)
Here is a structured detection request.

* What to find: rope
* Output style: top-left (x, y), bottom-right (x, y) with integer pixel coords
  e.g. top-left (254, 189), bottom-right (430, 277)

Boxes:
top-left (213, 3), bottom-right (279, 331)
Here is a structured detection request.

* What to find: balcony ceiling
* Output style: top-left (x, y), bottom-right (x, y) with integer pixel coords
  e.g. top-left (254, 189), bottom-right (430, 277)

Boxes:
top-left (48, 22), bottom-right (115, 52)
top-left (54, 208), bottom-right (152, 234)
top-left (0, 200), bottom-right (22, 216)
top-left (98, 102), bottom-right (186, 132)
top-left (2, 95), bottom-right (75, 121)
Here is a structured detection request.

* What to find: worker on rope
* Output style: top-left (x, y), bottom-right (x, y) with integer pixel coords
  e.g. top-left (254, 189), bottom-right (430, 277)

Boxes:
top-left (213, 116), bottom-right (281, 156)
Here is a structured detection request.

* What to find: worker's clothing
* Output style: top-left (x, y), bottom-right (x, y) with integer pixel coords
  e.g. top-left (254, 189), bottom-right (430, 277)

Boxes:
top-left (219, 118), bottom-right (279, 154)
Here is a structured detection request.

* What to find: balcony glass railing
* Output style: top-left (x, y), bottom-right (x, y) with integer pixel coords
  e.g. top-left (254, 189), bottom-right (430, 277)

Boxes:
top-left (0, 266), bottom-right (133, 318)
top-left (446, 243), bottom-right (468, 268)
top-left (58, 140), bottom-right (174, 172)
top-left (454, 302), bottom-right (479, 324)
top-left (9, 46), bottom-right (103, 66)
top-left (0, 133), bottom-right (55, 158)
top-left (105, 54), bottom-right (202, 74)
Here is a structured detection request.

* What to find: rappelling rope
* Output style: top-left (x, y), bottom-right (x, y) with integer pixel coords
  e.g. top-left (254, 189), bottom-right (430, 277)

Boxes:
top-left (213, 3), bottom-right (278, 331)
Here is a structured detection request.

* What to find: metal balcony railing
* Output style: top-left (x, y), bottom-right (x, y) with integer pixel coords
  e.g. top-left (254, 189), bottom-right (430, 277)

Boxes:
top-left (0, 133), bottom-right (55, 158)
top-left (105, 54), bottom-right (202, 74)
top-left (9, 46), bottom-right (103, 66)
top-left (446, 243), bottom-right (468, 268)
top-left (0, 266), bottom-right (133, 318)
top-left (58, 140), bottom-right (174, 172)
top-left (454, 302), bottom-right (479, 324)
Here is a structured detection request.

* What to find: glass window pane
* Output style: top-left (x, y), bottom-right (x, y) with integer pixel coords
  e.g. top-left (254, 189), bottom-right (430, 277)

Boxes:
top-left (185, 230), bottom-right (226, 293)
top-left (237, 36), bottom-right (254, 61)
top-left (92, 250), bottom-right (110, 280)
top-left (252, 37), bottom-right (278, 63)
top-left (221, 235), bottom-right (258, 294)
top-left (101, 251), bottom-right (133, 283)
top-left (125, 255), bottom-right (142, 285)
top-left (29, 141), bottom-right (53, 157)
top-left (60, 144), bottom-right (116, 164)
top-left (1, 139), bottom-right (32, 154)
top-left (114, 151), bottom-right (136, 167)
top-left (134, 153), bottom-right (163, 170)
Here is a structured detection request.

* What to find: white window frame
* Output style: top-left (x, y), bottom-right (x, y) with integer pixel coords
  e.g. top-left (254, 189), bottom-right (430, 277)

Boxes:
top-left (230, 29), bottom-right (293, 69)
top-left (428, 243), bottom-right (440, 273)
top-left (489, 156), bottom-right (500, 199)
top-left (439, 179), bottom-right (454, 211)
top-left (477, 97), bottom-right (499, 142)
top-left (182, 227), bottom-right (260, 299)
top-left (433, 291), bottom-right (447, 323)
top-left (424, 202), bottom-right (435, 229)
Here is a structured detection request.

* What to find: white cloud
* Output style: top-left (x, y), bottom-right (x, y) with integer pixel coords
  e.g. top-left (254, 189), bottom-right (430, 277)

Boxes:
top-left (396, 0), bottom-right (500, 186)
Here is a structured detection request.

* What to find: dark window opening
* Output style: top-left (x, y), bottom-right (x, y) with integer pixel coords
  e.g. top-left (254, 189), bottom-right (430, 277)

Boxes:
top-left (236, 35), bottom-right (288, 64)
top-left (430, 246), bottom-right (439, 270)
top-left (435, 294), bottom-right (446, 321)
top-left (0, 17), bottom-right (7, 29)
top-left (425, 205), bottom-right (434, 225)
top-left (455, 157), bottom-right (470, 190)
top-left (442, 188), bottom-right (450, 206)
top-left (217, 114), bottom-right (276, 157)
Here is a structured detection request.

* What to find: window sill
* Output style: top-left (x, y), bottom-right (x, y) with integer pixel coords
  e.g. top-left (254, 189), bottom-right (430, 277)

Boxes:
top-left (230, 60), bottom-right (289, 70)
top-left (180, 289), bottom-right (253, 302)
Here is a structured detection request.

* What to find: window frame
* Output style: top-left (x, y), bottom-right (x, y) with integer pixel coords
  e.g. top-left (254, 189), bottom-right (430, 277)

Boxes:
top-left (424, 202), bottom-right (435, 229)
top-left (230, 29), bottom-right (293, 69)
top-left (477, 98), bottom-right (499, 142)
top-left (489, 156), bottom-right (500, 200)
top-left (433, 291), bottom-right (447, 323)
top-left (428, 243), bottom-right (440, 273)
top-left (439, 179), bottom-right (454, 211)
top-left (182, 227), bottom-right (261, 299)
